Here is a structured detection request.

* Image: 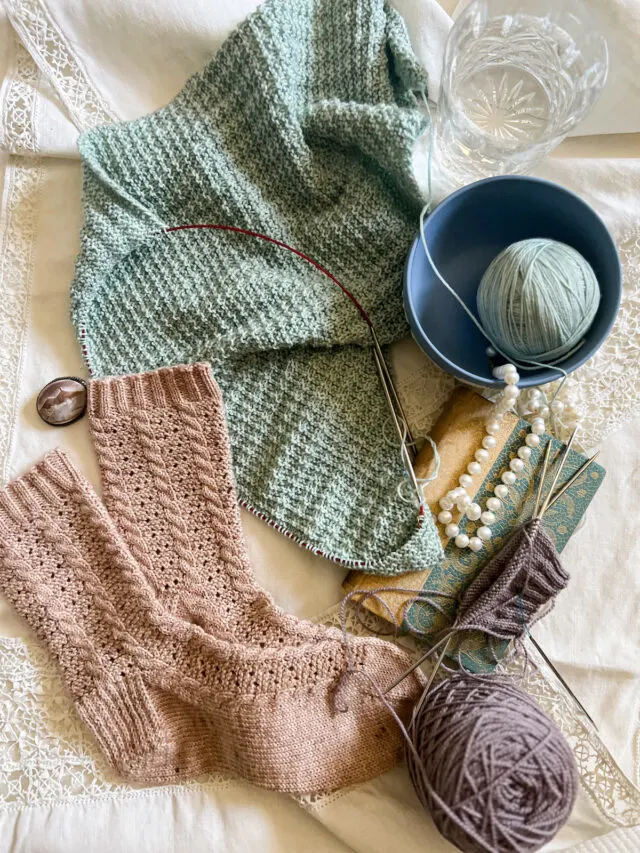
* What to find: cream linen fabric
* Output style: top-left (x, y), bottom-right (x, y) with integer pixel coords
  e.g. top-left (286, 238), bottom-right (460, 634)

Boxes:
top-left (0, 0), bottom-right (639, 851)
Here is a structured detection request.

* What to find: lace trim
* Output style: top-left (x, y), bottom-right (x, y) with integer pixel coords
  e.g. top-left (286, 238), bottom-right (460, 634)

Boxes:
top-left (0, 34), bottom-right (41, 488)
top-left (4, 0), bottom-right (117, 132)
top-left (0, 637), bottom-right (232, 809)
top-left (0, 29), bottom-right (39, 153)
top-left (302, 604), bottom-right (640, 825)
top-left (549, 227), bottom-right (640, 448)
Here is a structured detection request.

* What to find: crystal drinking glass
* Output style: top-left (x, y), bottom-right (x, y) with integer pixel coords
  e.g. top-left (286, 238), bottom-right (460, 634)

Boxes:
top-left (433, 0), bottom-right (608, 185)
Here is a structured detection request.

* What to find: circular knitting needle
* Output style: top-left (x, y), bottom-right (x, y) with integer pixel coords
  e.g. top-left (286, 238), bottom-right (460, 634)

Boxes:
top-left (371, 344), bottom-right (424, 508)
top-left (369, 326), bottom-right (416, 459)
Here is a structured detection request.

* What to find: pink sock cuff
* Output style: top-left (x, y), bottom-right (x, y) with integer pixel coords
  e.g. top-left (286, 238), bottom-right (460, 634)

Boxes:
top-left (0, 449), bottom-right (81, 533)
top-left (88, 363), bottom-right (221, 418)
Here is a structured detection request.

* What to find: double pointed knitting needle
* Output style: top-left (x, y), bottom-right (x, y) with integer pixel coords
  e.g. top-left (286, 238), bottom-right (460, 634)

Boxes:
top-left (545, 451), bottom-right (601, 512)
top-left (537, 427), bottom-right (579, 518)
top-left (533, 439), bottom-right (554, 518)
top-left (383, 632), bottom-right (453, 694)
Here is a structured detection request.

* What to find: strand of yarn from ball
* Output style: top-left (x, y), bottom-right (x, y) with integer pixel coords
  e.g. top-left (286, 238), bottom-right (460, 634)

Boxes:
top-left (406, 675), bottom-right (578, 853)
top-left (477, 238), bottom-right (600, 365)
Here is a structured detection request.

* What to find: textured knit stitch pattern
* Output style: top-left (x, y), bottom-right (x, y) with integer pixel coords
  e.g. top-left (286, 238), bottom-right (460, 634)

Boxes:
top-left (0, 363), bottom-right (424, 793)
top-left (69, 0), bottom-right (443, 576)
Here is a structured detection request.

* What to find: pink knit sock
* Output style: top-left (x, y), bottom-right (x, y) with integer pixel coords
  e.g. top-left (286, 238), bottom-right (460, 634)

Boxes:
top-left (0, 366), bottom-right (423, 793)
top-left (88, 364), bottom-right (341, 645)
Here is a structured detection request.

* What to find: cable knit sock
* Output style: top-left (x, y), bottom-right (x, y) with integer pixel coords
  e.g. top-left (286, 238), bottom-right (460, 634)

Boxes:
top-left (0, 448), bottom-right (423, 792)
top-left (87, 363), bottom-right (341, 644)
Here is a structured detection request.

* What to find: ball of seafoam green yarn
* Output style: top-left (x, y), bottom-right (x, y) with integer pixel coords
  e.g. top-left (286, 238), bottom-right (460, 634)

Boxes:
top-left (477, 238), bottom-right (601, 365)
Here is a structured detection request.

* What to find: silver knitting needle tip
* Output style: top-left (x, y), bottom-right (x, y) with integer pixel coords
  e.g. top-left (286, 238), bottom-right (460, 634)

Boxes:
top-left (528, 635), bottom-right (598, 731)
top-left (369, 326), bottom-right (416, 458)
top-left (383, 632), bottom-right (452, 694)
top-left (371, 344), bottom-right (423, 508)
top-left (533, 439), bottom-right (554, 519)
top-left (539, 426), bottom-right (579, 519)
top-left (545, 451), bottom-right (601, 512)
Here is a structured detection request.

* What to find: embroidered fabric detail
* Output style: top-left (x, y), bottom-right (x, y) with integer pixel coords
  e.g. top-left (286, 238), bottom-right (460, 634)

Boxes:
top-left (505, 644), bottom-right (640, 829)
top-left (0, 636), bottom-right (232, 809)
top-left (3, 0), bottom-right (116, 132)
top-left (0, 30), bottom-right (40, 153)
top-left (548, 227), bottom-right (640, 449)
top-left (0, 37), bottom-right (43, 486)
top-left (392, 337), bottom-right (456, 439)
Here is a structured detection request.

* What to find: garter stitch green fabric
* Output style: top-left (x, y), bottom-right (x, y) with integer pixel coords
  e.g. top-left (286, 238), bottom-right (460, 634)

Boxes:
top-left (71, 0), bottom-right (444, 576)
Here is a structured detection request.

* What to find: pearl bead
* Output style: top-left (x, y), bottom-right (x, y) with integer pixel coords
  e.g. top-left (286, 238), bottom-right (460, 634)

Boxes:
top-left (531, 420), bottom-right (545, 435)
top-left (475, 448), bottom-right (489, 463)
top-left (492, 365), bottom-right (512, 379)
top-left (477, 526), bottom-right (492, 541)
top-left (517, 446), bottom-right (532, 461)
top-left (486, 497), bottom-right (501, 512)
top-left (526, 434), bottom-right (541, 448)
top-left (467, 461), bottom-right (482, 476)
top-left (501, 470), bottom-right (517, 486)
top-left (504, 385), bottom-right (520, 401)
top-left (486, 346), bottom-right (497, 358)
top-left (449, 487), bottom-right (464, 500)
top-left (467, 503), bottom-right (482, 521)
top-left (439, 497), bottom-right (454, 510)
top-left (509, 458), bottom-right (524, 473)
top-left (529, 388), bottom-right (542, 400)
top-left (457, 494), bottom-right (472, 509)
top-left (529, 401), bottom-right (541, 413)
top-left (481, 510), bottom-right (496, 525)
top-left (445, 523), bottom-right (460, 538)
top-left (551, 400), bottom-right (564, 414)
top-left (469, 536), bottom-right (483, 552)
top-left (539, 406), bottom-right (550, 418)
top-left (485, 421), bottom-right (501, 436)
top-left (438, 510), bottom-right (453, 525)
top-left (482, 436), bottom-right (497, 450)
top-left (459, 473), bottom-right (473, 489)
top-left (494, 484), bottom-right (509, 499)
top-left (504, 370), bottom-right (520, 385)
top-left (455, 533), bottom-right (470, 549)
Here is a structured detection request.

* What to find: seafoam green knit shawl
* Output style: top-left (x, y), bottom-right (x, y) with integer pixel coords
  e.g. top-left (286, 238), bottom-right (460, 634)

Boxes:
top-left (71, 0), bottom-right (443, 575)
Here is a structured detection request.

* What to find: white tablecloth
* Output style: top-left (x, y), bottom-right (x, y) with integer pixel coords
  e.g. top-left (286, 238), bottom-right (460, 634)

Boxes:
top-left (0, 1), bottom-right (639, 850)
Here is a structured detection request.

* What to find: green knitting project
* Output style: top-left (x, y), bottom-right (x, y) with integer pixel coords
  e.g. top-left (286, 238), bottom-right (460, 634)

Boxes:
top-left (71, 0), bottom-right (443, 576)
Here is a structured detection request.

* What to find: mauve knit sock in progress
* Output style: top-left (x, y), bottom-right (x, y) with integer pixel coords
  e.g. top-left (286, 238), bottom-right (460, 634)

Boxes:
top-left (0, 410), bottom-right (423, 793)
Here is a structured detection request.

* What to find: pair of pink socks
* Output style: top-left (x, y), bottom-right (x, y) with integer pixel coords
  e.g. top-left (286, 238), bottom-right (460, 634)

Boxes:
top-left (0, 364), bottom-right (422, 793)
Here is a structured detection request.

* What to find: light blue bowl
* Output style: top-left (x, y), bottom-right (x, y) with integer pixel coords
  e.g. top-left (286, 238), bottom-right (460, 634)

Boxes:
top-left (404, 175), bottom-right (622, 388)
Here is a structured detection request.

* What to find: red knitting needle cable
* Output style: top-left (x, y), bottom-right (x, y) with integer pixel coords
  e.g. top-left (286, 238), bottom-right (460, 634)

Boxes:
top-left (162, 223), bottom-right (372, 327)
top-left (162, 222), bottom-right (424, 510)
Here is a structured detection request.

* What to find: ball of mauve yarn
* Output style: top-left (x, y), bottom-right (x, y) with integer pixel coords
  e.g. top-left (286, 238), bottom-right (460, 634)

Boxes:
top-left (406, 675), bottom-right (578, 853)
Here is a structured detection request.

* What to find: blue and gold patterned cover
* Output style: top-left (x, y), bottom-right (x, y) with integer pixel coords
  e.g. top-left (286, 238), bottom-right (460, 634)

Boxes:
top-left (345, 387), bottom-right (605, 671)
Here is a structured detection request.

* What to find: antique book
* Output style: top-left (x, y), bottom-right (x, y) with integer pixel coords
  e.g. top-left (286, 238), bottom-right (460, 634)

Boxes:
top-left (344, 387), bottom-right (606, 669)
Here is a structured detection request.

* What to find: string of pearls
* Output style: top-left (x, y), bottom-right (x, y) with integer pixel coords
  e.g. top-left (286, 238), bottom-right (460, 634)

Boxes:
top-left (435, 363), bottom-right (563, 552)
